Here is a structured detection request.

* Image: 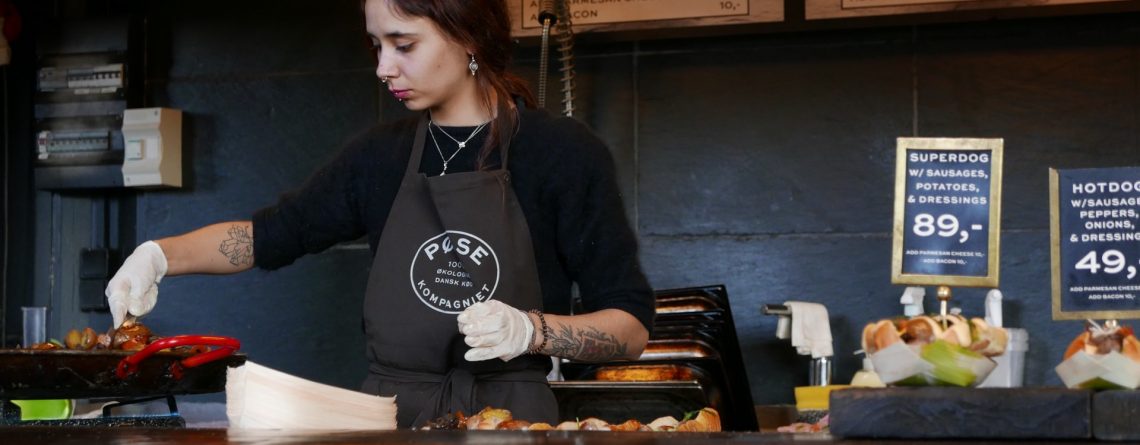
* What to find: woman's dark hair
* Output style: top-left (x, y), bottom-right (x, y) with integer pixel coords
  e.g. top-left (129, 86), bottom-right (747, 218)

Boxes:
top-left (383, 0), bottom-right (536, 169)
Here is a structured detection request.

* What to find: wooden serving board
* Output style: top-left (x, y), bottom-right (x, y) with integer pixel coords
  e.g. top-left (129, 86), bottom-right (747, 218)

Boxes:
top-left (829, 387), bottom-right (1092, 439)
top-left (1093, 390), bottom-right (1140, 441)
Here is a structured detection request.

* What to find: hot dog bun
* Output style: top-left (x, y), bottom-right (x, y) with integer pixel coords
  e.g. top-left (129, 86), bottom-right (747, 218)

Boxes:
top-left (863, 314), bottom-right (1008, 357)
top-left (903, 316), bottom-right (940, 345)
top-left (970, 318), bottom-right (1009, 356)
top-left (935, 314), bottom-right (971, 347)
top-left (1063, 323), bottom-right (1140, 363)
top-left (1064, 332), bottom-right (1090, 360)
top-left (862, 320), bottom-right (901, 354)
top-left (1124, 335), bottom-right (1140, 363)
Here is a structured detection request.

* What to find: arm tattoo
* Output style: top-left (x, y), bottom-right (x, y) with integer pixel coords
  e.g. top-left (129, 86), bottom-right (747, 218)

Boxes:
top-left (548, 324), bottom-right (629, 362)
top-left (218, 225), bottom-right (254, 267)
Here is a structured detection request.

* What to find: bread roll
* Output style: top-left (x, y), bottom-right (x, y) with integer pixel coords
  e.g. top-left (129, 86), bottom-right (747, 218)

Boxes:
top-left (578, 418), bottom-right (610, 431)
top-left (467, 407), bottom-right (511, 430)
top-left (648, 416), bottom-right (679, 431)
top-left (554, 421), bottom-right (579, 430)
top-left (696, 408), bottom-right (721, 431)
top-left (497, 420), bottom-right (531, 430)
top-left (675, 408), bottom-right (720, 432)
top-left (608, 419), bottom-right (646, 431)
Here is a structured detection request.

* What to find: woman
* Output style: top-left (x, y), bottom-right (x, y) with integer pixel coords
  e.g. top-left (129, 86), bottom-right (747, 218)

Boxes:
top-left (105, 0), bottom-right (654, 428)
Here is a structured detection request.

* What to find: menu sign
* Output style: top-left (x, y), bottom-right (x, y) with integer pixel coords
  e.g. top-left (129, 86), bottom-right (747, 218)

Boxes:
top-left (519, 0), bottom-right (749, 28)
top-left (892, 138), bottom-right (1003, 287)
top-left (508, 1), bottom-right (783, 38)
top-left (841, 0), bottom-right (980, 8)
top-left (1051, 167), bottom-right (1140, 320)
top-left (806, 0), bottom-right (1134, 20)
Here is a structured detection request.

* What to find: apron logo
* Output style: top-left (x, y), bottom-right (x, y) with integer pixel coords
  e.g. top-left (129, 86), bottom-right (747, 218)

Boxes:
top-left (409, 230), bottom-right (500, 314)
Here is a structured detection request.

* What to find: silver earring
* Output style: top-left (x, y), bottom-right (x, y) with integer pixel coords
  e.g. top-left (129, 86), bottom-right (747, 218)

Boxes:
top-left (381, 77), bottom-right (388, 84)
top-left (468, 54), bottom-right (479, 76)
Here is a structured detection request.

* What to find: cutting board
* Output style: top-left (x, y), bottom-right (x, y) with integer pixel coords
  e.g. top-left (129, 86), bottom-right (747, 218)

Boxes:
top-left (829, 387), bottom-right (1091, 439)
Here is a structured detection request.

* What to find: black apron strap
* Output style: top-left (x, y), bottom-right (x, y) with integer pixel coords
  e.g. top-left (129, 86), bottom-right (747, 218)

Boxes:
top-left (497, 109), bottom-right (513, 171)
top-left (407, 114), bottom-right (429, 177)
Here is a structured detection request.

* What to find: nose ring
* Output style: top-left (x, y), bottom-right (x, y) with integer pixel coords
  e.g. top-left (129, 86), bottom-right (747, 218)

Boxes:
top-left (381, 77), bottom-right (389, 84)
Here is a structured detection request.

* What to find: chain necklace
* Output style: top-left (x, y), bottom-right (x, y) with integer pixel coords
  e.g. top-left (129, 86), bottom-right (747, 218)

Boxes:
top-left (427, 119), bottom-right (489, 175)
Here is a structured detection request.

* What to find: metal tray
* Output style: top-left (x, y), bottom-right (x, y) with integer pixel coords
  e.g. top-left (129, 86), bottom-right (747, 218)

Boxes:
top-left (656, 295), bottom-right (725, 315)
top-left (640, 338), bottom-right (719, 361)
top-left (0, 335), bottom-right (245, 400)
top-left (550, 380), bottom-right (711, 424)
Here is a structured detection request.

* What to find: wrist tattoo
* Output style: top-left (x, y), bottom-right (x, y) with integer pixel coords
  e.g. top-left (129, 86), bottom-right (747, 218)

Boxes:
top-left (218, 225), bottom-right (254, 266)
top-left (548, 324), bottom-right (629, 362)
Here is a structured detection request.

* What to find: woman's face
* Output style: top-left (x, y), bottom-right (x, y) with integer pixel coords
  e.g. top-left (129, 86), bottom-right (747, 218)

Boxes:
top-left (364, 0), bottom-right (475, 114)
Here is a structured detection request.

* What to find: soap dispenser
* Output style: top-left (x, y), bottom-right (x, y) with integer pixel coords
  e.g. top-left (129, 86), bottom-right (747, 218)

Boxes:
top-left (984, 289), bottom-right (1002, 327)
top-left (900, 287), bottom-right (925, 317)
top-left (979, 289), bottom-right (1029, 388)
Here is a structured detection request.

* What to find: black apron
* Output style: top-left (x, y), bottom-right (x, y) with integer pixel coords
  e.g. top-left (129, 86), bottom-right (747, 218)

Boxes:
top-left (360, 114), bottom-right (557, 428)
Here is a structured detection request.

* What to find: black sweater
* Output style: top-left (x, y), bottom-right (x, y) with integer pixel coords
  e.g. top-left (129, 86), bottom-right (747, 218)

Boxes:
top-left (251, 108), bottom-right (655, 331)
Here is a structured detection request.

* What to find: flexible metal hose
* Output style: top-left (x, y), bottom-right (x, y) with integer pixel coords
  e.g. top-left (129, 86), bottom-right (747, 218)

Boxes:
top-left (537, 1), bottom-right (557, 109)
top-left (538, 21), bottom-right (551, 109)
top-left (554, 0), bottom-right (575, 117)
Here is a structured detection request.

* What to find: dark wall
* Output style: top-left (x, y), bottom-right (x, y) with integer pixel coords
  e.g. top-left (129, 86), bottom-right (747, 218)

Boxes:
top-left (1, 0), bottom-right (40, 348)
top-left (135, 1), bottom-right (381, 389)
top-left (514, 17), bottom-right (1140, 404)
top-left (12, 1), bottom-right (1140, 407)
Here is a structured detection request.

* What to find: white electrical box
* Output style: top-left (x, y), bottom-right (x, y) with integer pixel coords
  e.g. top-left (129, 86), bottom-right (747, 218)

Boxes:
top-left (121, 108), bottom-right (182, 188)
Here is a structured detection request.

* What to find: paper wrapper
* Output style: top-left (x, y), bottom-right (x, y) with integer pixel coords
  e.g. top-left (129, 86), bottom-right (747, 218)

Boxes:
top-left (226, 360), bottom-right (397, 430)
top-left (1055, 350), bottom-right (1140, 389)
top-left (870, 341), bottom-right (997, 387)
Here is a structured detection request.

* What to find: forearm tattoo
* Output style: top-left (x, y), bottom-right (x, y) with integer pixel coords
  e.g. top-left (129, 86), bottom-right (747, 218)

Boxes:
top-left (548, 324), bottom-right (629, 362)
top-left (218, 225), bottom-right (254, 267)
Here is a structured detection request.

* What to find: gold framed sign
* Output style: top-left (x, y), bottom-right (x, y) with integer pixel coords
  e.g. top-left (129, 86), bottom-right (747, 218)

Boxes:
top-left (891, 137), bottom-right (1003, 288)
top-left (1050, 167), bottom-right (1140, 320)
top-left (806, 0), bottom-right (1135, 20)
top-left (508, 0), bottom-right (784, 38)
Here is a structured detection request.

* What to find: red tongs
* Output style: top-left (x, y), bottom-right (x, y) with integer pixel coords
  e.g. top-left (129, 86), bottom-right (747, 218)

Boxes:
top-left (116, 335), bottom-right (241, 380)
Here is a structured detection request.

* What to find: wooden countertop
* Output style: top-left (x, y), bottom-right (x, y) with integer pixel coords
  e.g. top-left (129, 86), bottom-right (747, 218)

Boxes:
top-left (0, 428), bottom-right (1108, 444)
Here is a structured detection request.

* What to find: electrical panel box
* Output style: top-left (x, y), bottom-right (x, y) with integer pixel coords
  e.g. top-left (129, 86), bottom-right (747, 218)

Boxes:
top-left (121, 108), bottom-right (182, 188)
top-left (35, 54), bottom-right (127, 166)
top-left (34, 18), bottom-right (142, 190)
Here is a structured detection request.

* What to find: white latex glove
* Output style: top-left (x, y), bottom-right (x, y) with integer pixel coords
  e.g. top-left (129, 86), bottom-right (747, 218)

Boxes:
top-left (105, 241), bottom-right (169, 328)
top-left (456, 300), bottom-right (534, 362)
